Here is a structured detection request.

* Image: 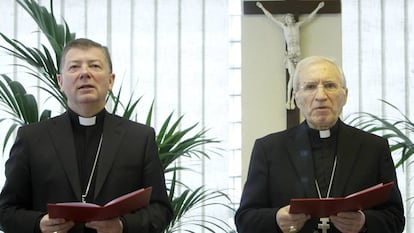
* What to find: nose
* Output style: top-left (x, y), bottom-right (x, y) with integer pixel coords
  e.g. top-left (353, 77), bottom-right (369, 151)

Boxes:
top-left (314, 85), bottom-right (328, 99)
top-left (79, 65), bottom-right (90, 78)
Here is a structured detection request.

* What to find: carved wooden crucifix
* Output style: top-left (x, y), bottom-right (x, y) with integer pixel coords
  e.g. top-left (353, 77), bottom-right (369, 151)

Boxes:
top-left (243, 0), bottom-right (341, 129)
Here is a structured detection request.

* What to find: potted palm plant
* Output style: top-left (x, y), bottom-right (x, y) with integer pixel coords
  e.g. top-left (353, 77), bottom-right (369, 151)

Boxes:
top-left (0, 0), bottom-right (234, 232)
top-left (345, 100), bottom-right (414, 219)
top-left (346, 100), bottom-right (413, 168)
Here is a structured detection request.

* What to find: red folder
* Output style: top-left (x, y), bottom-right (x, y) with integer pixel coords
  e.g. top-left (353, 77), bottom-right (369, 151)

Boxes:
top-left (289, 182), bottom-right (394, 218)
top-left (48, 186), bottom-right (152, 222)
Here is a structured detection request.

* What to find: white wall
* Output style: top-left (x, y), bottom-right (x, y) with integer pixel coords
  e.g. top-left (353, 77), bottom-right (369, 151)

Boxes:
top-left (241, 12), bottom-right (342, 183)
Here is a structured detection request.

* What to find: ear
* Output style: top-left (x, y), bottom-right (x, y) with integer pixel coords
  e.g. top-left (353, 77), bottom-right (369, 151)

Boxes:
top-left (293, 90), bottom-right (301, 108)
top-left (57, 74), bottom-right (64, 92)
top-left (108, 73), bottom-right (115, 91)
top-left (342, 87), bottom-right (348, 105)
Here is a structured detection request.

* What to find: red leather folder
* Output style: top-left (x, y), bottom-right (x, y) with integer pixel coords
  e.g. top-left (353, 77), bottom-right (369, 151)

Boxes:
top-left (48, 186), bottom-right (152, 222)
top-left (289, 182), bottom-right (394, 218)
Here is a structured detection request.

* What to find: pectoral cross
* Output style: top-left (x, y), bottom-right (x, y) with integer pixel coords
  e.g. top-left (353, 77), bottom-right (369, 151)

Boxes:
top-left (243, 0), bottom-right (341, 129)
top-left (318, 217), bottom-right (330, 233)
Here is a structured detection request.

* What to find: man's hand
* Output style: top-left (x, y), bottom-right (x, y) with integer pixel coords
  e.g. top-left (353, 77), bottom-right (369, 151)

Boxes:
top-left (40, 214), bottom-right (74, 233)
top-left (276, 205), bottom-right (310, 233)
top-left (85, 217), bottom-right (123, 233)
top-left (330, 210), bottom-right (365, 233)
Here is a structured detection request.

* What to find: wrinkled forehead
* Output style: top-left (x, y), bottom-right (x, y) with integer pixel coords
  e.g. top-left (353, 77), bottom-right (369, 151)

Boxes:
top-left (297, 60), bottom-right (343, 84)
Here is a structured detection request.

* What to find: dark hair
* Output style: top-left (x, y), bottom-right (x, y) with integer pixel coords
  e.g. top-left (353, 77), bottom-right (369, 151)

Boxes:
top-left (59, 38), bottom-right (113, 73)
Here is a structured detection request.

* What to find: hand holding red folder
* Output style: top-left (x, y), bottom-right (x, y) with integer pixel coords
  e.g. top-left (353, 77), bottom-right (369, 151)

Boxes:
top-left (48, 186), bottom-right (152, 222)
top-left (289, 182), bottom-right (394, 218)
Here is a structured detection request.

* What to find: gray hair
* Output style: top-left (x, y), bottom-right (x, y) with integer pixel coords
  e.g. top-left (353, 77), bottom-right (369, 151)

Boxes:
top-left (292, 56), bottom-right (346, 91)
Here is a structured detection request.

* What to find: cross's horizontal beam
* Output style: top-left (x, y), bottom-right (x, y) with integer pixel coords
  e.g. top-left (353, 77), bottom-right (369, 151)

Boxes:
top-left (243, 1), bottom-right (341, 15)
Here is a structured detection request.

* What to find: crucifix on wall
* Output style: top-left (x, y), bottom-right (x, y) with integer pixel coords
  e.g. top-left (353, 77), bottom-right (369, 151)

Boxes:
top-left (243, 0), bottom-right (341, 129)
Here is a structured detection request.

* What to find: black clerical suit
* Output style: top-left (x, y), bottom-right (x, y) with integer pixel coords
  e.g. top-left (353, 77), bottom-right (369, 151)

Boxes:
top-left (235, 120), bottom-right (405, 233)
top-left (0, 110), bottom-right (172, 233)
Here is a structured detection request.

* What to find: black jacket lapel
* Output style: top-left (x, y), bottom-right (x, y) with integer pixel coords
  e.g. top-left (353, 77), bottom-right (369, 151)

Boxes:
top-left (93, 113), bottom-right (125, 198)
top-left (288, 122), bottom-right (318, 198)
top-left (331, 121), bottom-right (361, 197)
top-left (48, 113), bottom-right (82, 199)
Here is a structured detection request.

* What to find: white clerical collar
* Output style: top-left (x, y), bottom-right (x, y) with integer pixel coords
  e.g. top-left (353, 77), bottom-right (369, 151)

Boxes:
top-left (78, 115), bottom-right (96, 126)
top-left (319, 129), bottom-right (331, 138)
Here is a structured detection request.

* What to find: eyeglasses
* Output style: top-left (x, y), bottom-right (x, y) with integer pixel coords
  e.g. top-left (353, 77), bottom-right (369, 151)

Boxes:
top-left (298, 81), bottom-right (343, 94)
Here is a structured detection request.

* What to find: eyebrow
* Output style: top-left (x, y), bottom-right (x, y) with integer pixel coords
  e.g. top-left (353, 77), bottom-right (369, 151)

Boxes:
top-left (302, 80), bottom-right (338, 83)
top-left (68, 59), bottom-right (102, 63)
top-left (67, 59), bottom-right (104, 67)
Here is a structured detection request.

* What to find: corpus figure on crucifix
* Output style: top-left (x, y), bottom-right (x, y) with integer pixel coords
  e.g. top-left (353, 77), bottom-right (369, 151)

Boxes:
top-left (256, 1), bottom-right (324, 110)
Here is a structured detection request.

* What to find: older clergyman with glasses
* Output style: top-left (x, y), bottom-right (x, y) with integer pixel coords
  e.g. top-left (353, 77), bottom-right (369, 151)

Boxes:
top-left (235, 56), bottom-right (405, 233)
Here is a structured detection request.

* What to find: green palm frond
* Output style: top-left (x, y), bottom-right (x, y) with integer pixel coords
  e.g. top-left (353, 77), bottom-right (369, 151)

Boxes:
top-left (106, 84), bottom-right (221, 173)
top-left (346, 100), bottom-right (414, 168)
top-left (144, 106), bottom-right (232, 232)
top-left (106, 88), bottom-right (142, 120)
top-left (16, 0), bottom-right (75, 67)
top-left (145, 106), bottom-right (220, 171)
top-left (0, 0), bottom-right (76, 109)
top-left (0, 75), bottom-right (51, 151)
top-left (0, 32), bottom-right (66, 107)
top-left (0, 75), bottom-right (38, 124)
top-left (160, 122), bottom-right (219, 171)
top-left (165, 170), bottom-right (234, 233)
top-left (0, 1), bottom-right (235, 232)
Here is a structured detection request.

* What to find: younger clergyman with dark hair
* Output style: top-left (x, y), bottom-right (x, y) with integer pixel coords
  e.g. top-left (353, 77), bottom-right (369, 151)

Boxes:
top-left (0, 38), bottom-right (172, 233)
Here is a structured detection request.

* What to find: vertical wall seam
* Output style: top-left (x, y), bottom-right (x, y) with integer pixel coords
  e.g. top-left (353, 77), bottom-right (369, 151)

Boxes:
top-left (107, 0), bottom-right (112, 52)
top-left (154, 0), bottom-right (159, 127)
top-left (130, 0), bottom-right (135, 94)
top-left (177, 0), bottom-right (182, 118)
top-left (61, 0), bottom-right (65, 24)
top-left (13, 1), bottom-right (18, 80)
top-left (176, 2), bottom-right (184, 226)
top-left (380, 0), bottom-right (385, 116)
top-left (404, 0), bottom-right (410, 117)
top-left (403, 0), bottom-right (411, 231)
top-left (357, 0), bottom-right (362, 112)
top-left (201, 1), bottom-right (207, 231)
top-left (201, 3), bottom-right (206, 139)
top-left (84, 0), bottom-right (88, 37)
top-left (36, 1), bottom-right (42, 101)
